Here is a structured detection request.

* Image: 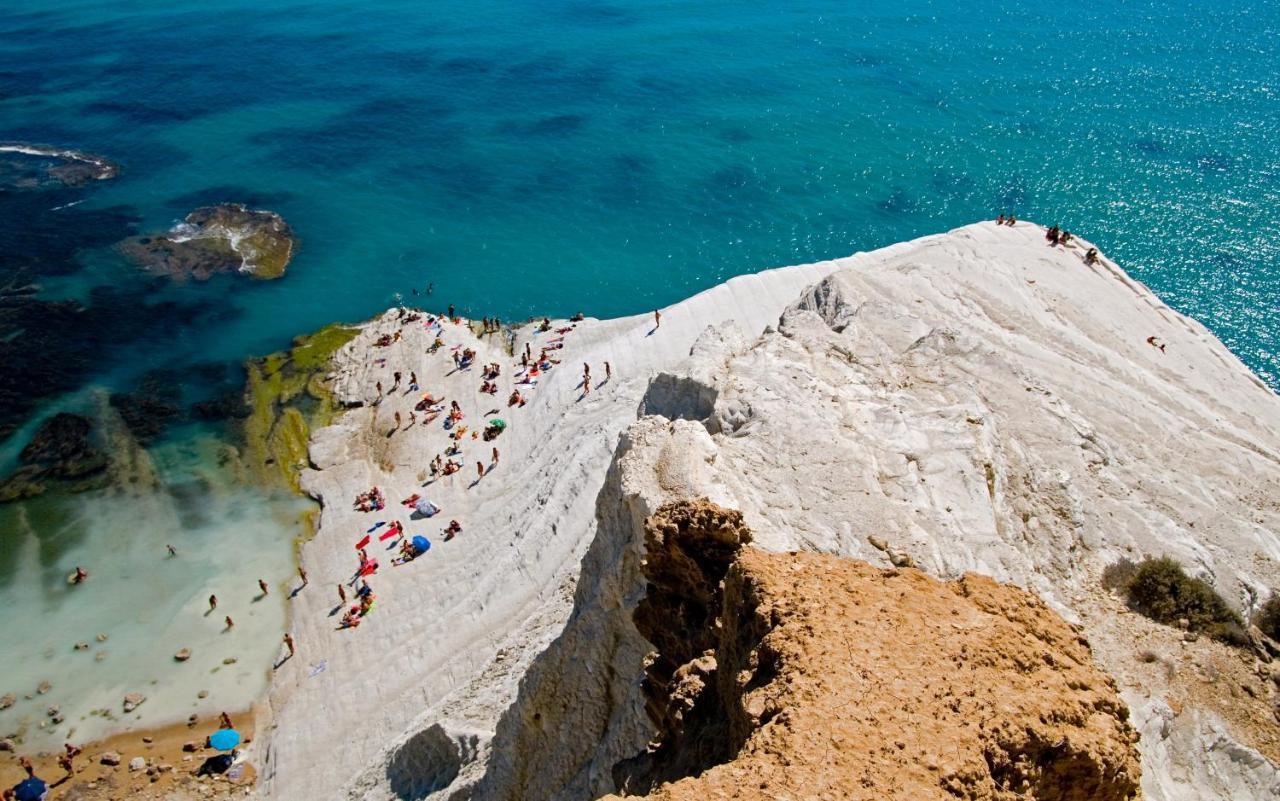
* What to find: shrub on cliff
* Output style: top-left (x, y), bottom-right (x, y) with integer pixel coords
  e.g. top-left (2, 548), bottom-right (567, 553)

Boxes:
top-left (1120, 557), bottom-right (1246, 646)
top-left (1256, 594), bottom-right (1280, 642)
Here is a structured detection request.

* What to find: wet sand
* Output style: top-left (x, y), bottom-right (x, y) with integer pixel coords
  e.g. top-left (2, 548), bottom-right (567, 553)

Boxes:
top-left (0, 708), bottom-right (256, 800)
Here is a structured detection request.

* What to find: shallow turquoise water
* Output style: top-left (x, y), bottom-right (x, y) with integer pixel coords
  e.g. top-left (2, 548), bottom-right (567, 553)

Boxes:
top-left (0, 0), bottom-right (1277, 745)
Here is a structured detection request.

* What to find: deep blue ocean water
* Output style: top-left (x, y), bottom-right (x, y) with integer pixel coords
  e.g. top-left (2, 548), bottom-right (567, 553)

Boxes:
top-left (0, 0), bottom-right (1277, 743)
top-left (3, 0), bottom-right (1278, 389)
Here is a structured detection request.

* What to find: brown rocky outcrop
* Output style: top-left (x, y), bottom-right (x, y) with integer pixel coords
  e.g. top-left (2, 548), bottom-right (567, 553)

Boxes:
top-left (606, 499), bottom-right (1142, 801)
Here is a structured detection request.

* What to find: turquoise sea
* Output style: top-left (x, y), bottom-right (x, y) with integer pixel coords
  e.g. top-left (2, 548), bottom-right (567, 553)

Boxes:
top-left (0, 0), bottom-right (1277, 744)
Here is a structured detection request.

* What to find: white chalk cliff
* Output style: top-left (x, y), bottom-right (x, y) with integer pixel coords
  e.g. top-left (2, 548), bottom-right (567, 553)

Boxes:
top-left (256, 222), bottom-right (1280, 800)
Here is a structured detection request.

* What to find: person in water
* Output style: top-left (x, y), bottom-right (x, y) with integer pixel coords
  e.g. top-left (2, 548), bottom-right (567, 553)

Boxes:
top-left (259, 579), bottom-right (269, 596)
top-left (72, 566), bottom-right (87, 584)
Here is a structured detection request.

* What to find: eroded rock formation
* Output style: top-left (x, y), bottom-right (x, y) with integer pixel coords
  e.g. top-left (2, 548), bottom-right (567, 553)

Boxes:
top-left (607, 499), bottom-right (1142, 801)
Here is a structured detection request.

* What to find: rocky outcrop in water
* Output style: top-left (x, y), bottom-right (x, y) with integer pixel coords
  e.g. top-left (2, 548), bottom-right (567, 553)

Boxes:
top-left (118, 203), bottom-right (296, 281)
top-left (606, 499), bottom-right (1143, 801)
top-left (0, 143), bottom-right (119, 190)
top-left (0, 412), bottom-right (109, 502)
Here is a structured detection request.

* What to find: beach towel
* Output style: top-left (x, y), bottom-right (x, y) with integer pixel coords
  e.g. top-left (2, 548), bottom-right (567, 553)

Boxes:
top-left (378, 528), bottom-right (400, 542)
top-left (355, 535), bottom-right (371, 550)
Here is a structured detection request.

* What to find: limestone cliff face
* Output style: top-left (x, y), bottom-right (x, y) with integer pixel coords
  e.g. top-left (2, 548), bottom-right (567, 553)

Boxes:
top-left (265, 225), bottom-right (1280, 801)
top-left (606, 500), bottom-right (1142, 801)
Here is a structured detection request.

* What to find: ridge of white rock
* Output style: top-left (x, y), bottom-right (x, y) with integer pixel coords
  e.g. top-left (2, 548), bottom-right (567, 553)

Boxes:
top-left (256, 222), bottom-right (1280, 801)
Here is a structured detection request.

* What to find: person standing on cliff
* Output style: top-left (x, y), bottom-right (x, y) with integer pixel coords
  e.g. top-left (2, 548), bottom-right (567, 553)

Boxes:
top-left (283, 633), bottom-right (295, 659)
top-left (258, 578), bottom-right (269, 596)
top-left (605, 362), bottom-right (611, 383)
top-left (298, 566), bottom-right (309, 588)
top-left (337, 583), bottom-right (347, 604)
top-left (654, 310), bottom-right (661, 329)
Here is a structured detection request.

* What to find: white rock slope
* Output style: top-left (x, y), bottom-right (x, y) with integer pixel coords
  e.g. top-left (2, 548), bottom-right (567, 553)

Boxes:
top-left (256, 222), bottom-right (1280, 801)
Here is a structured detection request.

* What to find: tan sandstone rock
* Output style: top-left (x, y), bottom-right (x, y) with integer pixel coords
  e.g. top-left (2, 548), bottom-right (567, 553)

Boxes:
top-left (606, 499), bottom-right (1142, 801)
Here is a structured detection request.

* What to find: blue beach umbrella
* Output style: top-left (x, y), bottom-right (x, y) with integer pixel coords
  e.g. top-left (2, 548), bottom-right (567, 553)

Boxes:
top-left (412, 535), bottom-right (430, 553)
top-left (14, 777), bottom-right (47, 801)
top-left (209, 728), bottom-right (241, 751)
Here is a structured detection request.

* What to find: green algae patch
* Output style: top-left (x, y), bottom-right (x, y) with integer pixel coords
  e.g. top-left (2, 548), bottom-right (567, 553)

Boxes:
top-left (243, 324), bottom-right (359, 493)
top-left (291, 324), bottom-right (361, 370)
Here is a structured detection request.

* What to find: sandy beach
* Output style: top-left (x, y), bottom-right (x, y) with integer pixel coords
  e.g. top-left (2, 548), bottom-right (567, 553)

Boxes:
top-left (0, 708), bottom-right (256, 800)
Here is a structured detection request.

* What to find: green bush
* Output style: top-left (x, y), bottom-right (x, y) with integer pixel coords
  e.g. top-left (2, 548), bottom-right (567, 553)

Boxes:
top-left (1120, 557), bottom-right (1245, 645)
top-left (1256, 594), bottom-right (1280, 642)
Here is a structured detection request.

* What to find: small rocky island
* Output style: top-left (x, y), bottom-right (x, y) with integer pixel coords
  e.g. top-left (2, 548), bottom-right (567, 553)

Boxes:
top-left (118, 203), bottom-right (297, 281)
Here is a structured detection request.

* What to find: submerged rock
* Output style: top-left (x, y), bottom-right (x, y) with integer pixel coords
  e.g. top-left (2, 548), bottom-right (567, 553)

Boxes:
top-left (0, 143), bottom-right (118, 190)
top-left (118, 203), bottom-right (297, 281)
top-left (0, 412), bottom-right (110, 502)
top-left (123, 692), bottom-right (145, 713)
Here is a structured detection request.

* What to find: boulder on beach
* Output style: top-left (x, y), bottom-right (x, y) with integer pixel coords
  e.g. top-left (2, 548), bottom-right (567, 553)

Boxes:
top-left (117, 203), bottom-right (297, 281)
